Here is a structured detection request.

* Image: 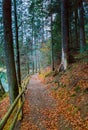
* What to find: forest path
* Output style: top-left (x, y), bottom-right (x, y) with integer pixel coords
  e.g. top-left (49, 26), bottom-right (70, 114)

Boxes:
top-left (20, 74), bottom-right (59, 130)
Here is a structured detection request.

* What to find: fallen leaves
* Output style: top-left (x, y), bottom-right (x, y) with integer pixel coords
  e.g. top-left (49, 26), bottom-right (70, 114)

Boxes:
top-left (21, 63), bottom-right (88, 130)
top-left (41, 109), bottom-right (59, 130)
top-left (45, 63), bottom-right (88, 130)
top-left (0, 96), bottom-right (9, 120)
top-left (21, 91), bottom-right (40, 130)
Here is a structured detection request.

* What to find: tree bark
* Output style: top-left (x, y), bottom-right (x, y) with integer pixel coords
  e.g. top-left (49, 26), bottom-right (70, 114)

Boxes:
top-left (51, 0), bottom-right (55, 71)
top-left (32, 11), bottom-right (34, 74)
top-left (74, 0), bottom-right (79, 49)
top-left (31, 1), bottom-right (35, 74)
top-left (61, 0), bottom-right (69, 70)
top-left (79, 0), bottom-right (86, 53)
top-left (3, 0), bottom-right (19, 104)
top-left (35, 37), bottom-right (37, 73)
top-left (41, 1), bottom-right (44, 44)
top-left (0, 79), bottom-right (5, 94)
top-left (13, 0), bottom-right (21, 86)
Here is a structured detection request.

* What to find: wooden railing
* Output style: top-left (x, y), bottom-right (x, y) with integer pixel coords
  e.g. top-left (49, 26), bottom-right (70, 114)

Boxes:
top-left (0, 75), bottom-right (30, 130)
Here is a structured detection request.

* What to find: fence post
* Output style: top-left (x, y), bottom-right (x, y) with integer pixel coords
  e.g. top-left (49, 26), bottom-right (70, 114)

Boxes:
top-left (18, 85), bottom-right (23, 120)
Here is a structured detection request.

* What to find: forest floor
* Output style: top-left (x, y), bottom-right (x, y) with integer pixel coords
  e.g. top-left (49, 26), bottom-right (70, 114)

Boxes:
top-left (41, 63), bottom-right (88, 130)
top-left (20, 62), bottom-right (88, 130)
top-left (21, 74), bottom-right (59, 130)
top-left (0, 95), bottom-right (9, 121)
top-left (37, 52), bottom-right (88, 130)
top-left (0, 52), bottom-right (88, 130)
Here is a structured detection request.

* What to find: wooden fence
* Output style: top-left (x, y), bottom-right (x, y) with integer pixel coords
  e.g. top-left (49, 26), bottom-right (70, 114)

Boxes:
top-left (0, 75), bottom-right (30, 130)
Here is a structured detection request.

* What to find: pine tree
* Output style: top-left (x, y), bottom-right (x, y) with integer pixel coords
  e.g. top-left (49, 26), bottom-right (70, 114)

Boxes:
top-left (3, 0), bottom-right (19, 104)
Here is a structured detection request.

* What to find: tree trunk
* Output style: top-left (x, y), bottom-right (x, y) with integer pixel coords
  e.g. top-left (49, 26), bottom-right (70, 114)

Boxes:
top-left (0, 79), bottom-right (5, 94)
top-left (3, 0), bottom-right (19, 104)
top-left (61, 0), bottom-right (69, 70)
top-left (35, 37), bottom-right (37, 73)
top-left (51, 0), bottom-right (55, 71)
top-left (37, 38), bottom-right (41, 73)
top-left (51, 15), bottom-right (55, 71)
top-left (13, 0), bottom-right (21, 86)
top-left (32, 12), bottom-right (34, 74)
top-left (41, 1), bottom-right (44, 45)
top-left (79, 0), bottom-right (86, 53)
top-left (31, 1), bottom-right (35, 74)
top-left (74, 0), bottom-right (79, 49)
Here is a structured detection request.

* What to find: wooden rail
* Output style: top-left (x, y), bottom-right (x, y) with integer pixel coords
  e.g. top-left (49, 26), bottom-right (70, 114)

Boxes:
top-left (0, 75), bottom-right (30, 130)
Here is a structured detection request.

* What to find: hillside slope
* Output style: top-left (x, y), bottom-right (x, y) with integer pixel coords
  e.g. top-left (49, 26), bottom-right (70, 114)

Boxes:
top-left (40, 53), bottom-right (88, 130)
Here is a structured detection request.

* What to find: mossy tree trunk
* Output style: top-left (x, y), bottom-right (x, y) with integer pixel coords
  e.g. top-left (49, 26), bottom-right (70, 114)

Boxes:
top-left (3, 0), bottom-right (19, 104)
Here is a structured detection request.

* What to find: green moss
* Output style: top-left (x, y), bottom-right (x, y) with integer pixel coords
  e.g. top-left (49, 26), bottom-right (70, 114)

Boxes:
top-left (72, 106), bottom-right (80, 115)
top-left (70, 93), bottom-right (76, 97)
top-left (45, 71), bottom-right (53, 77)
top-left (74, 86), bottom-right (81, 93)
top-left (62, 84), bottom-right (66, 88)
top-left (0, 93), bottom-right (8, 101)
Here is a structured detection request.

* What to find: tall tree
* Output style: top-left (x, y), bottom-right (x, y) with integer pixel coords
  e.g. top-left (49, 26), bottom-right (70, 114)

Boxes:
top-left (79, 0), bottom-right (86, 53)
top-left (61, 0), bottom-right (69, 70)
top-left (51, 0), bottom-right (55, 71)
top-left (41, 0), bottom-right (44, 44)
top-left (13, 0), bottom-right (21, 86)
top-left (74, 0), bottom-right (79, 48)
top-left (31, 5), bottom-right (35, 74)
top-left (3, 0), bottom-right (19, 104)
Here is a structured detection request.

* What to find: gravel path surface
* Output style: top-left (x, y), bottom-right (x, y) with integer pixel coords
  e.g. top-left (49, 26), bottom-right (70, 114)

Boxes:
top-left (20, 74), bottom-right (58, 130)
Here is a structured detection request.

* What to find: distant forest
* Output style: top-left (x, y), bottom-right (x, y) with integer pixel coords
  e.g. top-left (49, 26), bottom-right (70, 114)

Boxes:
top-left (0, 0), bottom-right (88, 103)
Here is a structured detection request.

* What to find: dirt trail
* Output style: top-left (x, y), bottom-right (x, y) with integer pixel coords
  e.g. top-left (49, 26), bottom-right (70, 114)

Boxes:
top-left (21, 74), bottom-right (58, 130)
